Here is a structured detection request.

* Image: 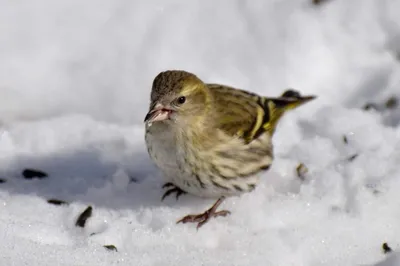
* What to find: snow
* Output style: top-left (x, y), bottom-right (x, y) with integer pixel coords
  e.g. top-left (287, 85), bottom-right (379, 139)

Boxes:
top-left (1, 0), bottom-right (400, 265)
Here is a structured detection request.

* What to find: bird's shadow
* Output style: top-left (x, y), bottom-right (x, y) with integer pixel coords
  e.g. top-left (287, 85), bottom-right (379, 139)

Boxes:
top-left (0, 142), bottom-right (200, 212)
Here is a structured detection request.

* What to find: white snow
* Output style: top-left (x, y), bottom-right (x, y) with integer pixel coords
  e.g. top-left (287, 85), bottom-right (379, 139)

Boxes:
top-left (1, 0), bottom-right (400, 265)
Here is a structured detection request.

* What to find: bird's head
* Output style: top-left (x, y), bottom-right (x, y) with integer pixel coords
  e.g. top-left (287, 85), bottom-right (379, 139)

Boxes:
top-left (144, 70), bottom-right (209, 125)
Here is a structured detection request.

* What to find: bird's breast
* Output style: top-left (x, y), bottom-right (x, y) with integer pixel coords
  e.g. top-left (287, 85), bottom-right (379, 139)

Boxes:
top-left (145, 123), bottom-right (180, 178)
top-left (145, 124), bottom-right (274, 199)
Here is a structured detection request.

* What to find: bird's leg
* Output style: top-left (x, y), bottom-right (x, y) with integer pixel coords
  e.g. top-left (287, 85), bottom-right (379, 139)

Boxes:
top-left (176, 197), bottom-right (231, 229)
top-left (161, 182), bottom-right (187, 201)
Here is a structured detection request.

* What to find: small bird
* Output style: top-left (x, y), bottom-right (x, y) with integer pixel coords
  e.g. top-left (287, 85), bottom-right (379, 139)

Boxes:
top-left (144, 70), bottom-right (316, 228)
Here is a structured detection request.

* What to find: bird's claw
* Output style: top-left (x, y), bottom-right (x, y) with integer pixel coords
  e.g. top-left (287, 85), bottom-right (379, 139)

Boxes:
top-left (162, 182), bottom-right (175, 189)
top-left (177, 210), bottom-right (231, 229)
top-left (161, 183), bottom-right (187, 201)
top-left (176, 197), bottom-right (230, 229)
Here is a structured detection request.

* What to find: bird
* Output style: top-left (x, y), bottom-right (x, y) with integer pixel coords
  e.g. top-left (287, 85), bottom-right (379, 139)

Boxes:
top-left (144, 70), bottom-right (316, 229)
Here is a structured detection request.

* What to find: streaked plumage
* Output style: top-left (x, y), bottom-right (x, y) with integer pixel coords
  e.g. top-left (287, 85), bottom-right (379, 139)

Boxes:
top-left (144, 70), bottom-right (316, 228)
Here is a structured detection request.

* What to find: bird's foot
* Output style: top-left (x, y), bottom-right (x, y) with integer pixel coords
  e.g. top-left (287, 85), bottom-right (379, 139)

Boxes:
top-left (176, 197), bottom-right (230, 229)
top-left (161, 182), bottom-right (187, 201)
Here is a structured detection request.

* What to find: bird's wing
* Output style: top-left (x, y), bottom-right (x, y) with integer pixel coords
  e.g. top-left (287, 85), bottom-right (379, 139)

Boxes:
top-left (206, 84), bottom-right (314, 144)
top-left (206, 84), bottom-right (271, 144)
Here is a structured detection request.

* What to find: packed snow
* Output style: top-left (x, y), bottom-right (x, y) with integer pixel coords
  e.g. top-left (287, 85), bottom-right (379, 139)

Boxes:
top-left (1, 0), bottom-right (400, 265)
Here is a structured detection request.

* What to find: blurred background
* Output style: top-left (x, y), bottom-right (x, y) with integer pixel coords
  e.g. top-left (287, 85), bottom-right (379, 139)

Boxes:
top-left (1, 0), bottom-right (399, 126)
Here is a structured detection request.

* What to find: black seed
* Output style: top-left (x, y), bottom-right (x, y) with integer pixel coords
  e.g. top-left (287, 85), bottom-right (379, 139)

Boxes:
top-left (22, 168), bottom-right (48, 179)
top-left (373, 189), bottom-right (381, 195)
top-left (233, 185), bottom-right (243, 192)
top-left (347, 154), bottom-right (358, 162)
top-left (129, 176), bottom-right (138, 183)
top-left (312, 0), bottom-right (330, 5)
top-left (296, 163), bottom-right (308, 181)
top-left (47, 199), bottom-right (69, 206)
top-left (104, 245), bottom-right (118, 252)
top-left (75, 206), bottom-right (93, 228)
top-left (343, 135), bottom-right (348, 144)
top-left (385, 96), bottom-right (398, 110)
top-left (0, 178), bottom-right (6, 183)
top-left (363, 103), bottom-right (379, 111)
top-left (382, 243), bottom-right (392, 254)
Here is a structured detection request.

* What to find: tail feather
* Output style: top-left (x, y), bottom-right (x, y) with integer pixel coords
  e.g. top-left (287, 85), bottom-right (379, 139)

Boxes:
top-left (259, 89), bottom-right (316, 136)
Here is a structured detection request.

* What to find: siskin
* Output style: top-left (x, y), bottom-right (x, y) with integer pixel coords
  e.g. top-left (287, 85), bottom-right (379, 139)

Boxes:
top-left (144, 70), bottom-right (316, 228)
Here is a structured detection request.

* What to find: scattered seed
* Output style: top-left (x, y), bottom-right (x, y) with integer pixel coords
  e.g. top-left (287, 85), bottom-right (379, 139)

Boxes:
top-left (129, 176), bottom-right (138, 183)
top-left (75, 206), bottom-right (93, 228)
top-left (47, 198), bottom-right (69, 206)
top-left (382, 242), bottom-right (392, 254)
top-left (365, 184), bottom-right (381, 195)
top-left (372, 189), bottom-right (381, 195)
top-left (104, 245), bottom-right (118, 252)
top-left (296, 163), bottom-right (308, 181)
top-left (312, 0), bottom-right (330, 5)
top-left (22, 168), bottom-right (48, 180)
top-left (363, 103), bottom-right (379, 111)
top-left (363, 96), bottom-right (398, 112)
top-left (0, 178), bottom-right (6, 183)
top-left (385, 96), bottom-right (398, 110)
top-left (347, 154), bottom-right (358, 162)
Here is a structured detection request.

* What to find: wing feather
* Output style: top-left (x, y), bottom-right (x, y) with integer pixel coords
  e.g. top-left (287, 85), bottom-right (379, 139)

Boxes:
top-left (207, 84), bottom-right (271, 143)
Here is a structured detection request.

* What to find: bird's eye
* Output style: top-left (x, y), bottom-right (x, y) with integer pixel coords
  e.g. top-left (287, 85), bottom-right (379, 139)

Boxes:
top-left (177, 96), bottom-right (186, 104)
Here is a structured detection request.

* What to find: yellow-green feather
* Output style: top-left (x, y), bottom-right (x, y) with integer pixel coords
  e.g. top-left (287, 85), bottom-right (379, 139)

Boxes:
top-left (206, 84), bottom-right (274, 143)
top-left (206, 84), bottom-right (310, 144)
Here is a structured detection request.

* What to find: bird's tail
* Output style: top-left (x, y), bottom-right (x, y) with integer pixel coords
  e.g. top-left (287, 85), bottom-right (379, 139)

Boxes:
top-left (264, 89), bottom-right (316, 135)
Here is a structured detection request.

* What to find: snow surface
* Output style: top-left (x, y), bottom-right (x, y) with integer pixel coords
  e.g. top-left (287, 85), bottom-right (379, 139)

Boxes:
top-left (1, 0), bottom-right (400, 265)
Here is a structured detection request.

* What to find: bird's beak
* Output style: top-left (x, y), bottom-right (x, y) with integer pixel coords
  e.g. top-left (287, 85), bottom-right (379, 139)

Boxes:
top-left (144, 104), bottom-right (172, 123)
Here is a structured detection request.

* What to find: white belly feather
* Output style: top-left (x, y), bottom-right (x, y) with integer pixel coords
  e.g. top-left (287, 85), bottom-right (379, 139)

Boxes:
top-left (145, 123), bottom-right (179, 180)
top-left (145, 122), bottom-right (268, 199)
